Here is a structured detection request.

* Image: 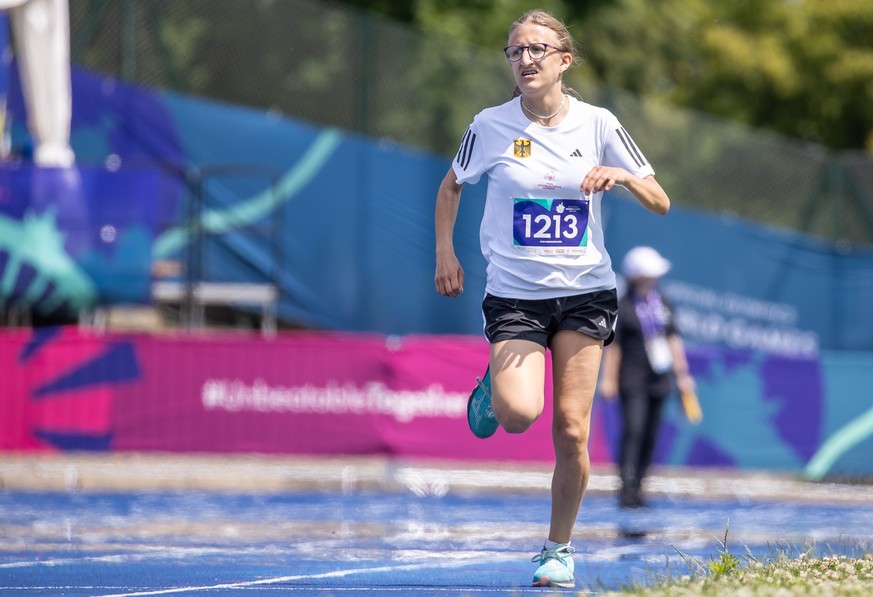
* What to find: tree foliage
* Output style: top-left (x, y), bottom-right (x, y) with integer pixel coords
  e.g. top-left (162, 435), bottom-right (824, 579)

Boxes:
top-left (70, 0), bottom-right (873, 152)
top-left (352, 0), bottom-right (873, 151)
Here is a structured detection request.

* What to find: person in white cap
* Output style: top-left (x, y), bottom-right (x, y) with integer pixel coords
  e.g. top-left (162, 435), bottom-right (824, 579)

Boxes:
top-left (598, 246), bottom-right (696, 508)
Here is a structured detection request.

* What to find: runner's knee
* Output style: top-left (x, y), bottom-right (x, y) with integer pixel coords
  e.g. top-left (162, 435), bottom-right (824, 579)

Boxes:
top-left (493, 393), bottom-right (542, 434)
top-left (553, 421), bottom-right (590, 457)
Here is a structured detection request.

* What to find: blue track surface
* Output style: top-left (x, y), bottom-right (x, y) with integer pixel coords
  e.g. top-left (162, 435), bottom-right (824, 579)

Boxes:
top-left (2, 490), bottom-right (872, 595)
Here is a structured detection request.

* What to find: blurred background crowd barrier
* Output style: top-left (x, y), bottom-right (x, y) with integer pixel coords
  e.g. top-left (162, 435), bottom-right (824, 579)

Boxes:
top-left (1, 1), bottom-right (872, 480)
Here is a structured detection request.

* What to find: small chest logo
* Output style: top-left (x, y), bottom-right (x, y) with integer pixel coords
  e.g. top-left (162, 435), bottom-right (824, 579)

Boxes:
top-left (513, 138), bottom-right (532, 158)
top-left (539, 170), bottom-right (561, 191)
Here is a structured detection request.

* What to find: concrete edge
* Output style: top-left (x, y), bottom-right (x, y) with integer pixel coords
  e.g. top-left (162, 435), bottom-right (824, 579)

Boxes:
top-left (1, 453), bottom-right (871, 504)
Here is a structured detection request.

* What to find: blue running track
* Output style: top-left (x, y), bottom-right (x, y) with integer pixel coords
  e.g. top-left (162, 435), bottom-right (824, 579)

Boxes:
top-left (2, 485), bottom-right (873, 596)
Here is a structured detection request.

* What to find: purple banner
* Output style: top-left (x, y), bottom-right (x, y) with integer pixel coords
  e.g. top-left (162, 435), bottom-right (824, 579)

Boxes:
top-left (0, 163), bottom-right (185, 316)
top-left (2, 328), bottom-right (870, 478)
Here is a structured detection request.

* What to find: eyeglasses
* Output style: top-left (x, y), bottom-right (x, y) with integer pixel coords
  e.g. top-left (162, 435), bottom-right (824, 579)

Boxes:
top-left (503, 43), bottom-right (563, 62)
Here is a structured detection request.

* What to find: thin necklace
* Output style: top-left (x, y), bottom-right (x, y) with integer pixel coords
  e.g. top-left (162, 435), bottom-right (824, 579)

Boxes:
top-left (520, 95), bottom-right (565, 120)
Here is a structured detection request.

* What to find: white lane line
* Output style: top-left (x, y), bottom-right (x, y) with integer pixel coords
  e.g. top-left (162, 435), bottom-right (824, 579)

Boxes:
top-left (95, 555), bottom-right (514, 597)
top-left (5, 589), bottom-right (535, 595)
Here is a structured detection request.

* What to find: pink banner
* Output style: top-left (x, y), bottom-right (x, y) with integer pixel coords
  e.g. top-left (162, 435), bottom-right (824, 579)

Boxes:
top-left (0, 328), bottom-right (614, 464)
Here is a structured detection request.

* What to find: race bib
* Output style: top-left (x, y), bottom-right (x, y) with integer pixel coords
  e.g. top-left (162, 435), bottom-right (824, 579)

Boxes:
top-left (645, 336), bottom-right (674, 374)
top-left (512, 197), bottom-right (589, 256)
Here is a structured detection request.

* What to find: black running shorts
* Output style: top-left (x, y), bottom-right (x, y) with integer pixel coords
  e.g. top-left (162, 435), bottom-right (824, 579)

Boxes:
top-left (482, 289), bottom-right (618, 348)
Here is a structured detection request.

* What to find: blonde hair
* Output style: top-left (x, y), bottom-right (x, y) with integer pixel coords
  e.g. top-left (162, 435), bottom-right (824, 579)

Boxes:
top-left (508, 10), bottom-right (581, 99)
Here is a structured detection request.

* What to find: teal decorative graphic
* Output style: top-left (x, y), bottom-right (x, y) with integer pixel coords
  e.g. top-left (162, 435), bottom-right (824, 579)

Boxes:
top-left (0, 208), bottom-right (96, 314)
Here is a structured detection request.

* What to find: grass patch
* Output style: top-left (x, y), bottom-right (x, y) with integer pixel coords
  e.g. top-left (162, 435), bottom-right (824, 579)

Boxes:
top-left (603, 523), bottom-right (873, 596)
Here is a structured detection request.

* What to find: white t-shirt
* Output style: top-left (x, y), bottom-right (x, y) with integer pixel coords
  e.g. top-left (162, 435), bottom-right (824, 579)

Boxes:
top-left (452, 95), bottom-right (655, 299)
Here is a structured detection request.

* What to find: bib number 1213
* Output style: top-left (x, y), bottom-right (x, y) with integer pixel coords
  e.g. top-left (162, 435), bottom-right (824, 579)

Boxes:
top-left (512, 197), bottom-right (589, 255)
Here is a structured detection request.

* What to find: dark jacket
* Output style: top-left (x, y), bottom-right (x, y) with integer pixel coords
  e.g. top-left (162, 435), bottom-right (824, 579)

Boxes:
top-left (613, 290), bottom-right (678, 397)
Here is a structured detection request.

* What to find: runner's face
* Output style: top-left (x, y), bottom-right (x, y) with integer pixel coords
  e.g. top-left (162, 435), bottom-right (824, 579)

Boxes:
top-left (506, 23), bottom-right (570, 96)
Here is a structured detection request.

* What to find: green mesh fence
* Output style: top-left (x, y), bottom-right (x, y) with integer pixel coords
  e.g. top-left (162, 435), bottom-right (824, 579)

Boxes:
top-left (68, 0), bottom-right (873, 247)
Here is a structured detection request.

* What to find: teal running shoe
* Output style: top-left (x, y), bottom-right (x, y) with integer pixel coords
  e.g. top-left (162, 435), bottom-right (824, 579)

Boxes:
top-left (531, 544), bottom-right (575, 588)
top-left (466, 366), bottom-right (498, 439)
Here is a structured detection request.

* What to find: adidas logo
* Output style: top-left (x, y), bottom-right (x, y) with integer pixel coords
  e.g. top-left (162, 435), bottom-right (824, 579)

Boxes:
top-left (570, 149), bottom-right (583, 157)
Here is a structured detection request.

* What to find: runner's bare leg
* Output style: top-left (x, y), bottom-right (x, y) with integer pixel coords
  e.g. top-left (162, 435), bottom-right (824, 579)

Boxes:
top-left (547, 330), bottom-right (603, 543)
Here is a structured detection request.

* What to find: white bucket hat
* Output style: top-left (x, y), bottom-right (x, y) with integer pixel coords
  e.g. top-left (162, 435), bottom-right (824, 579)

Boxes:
top-left (621, 246), bottom-right (671, 279)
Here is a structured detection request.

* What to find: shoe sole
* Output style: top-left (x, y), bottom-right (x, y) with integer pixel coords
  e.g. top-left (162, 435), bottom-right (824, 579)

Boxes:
top-left (532, 577), bottom-right (575, 589)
